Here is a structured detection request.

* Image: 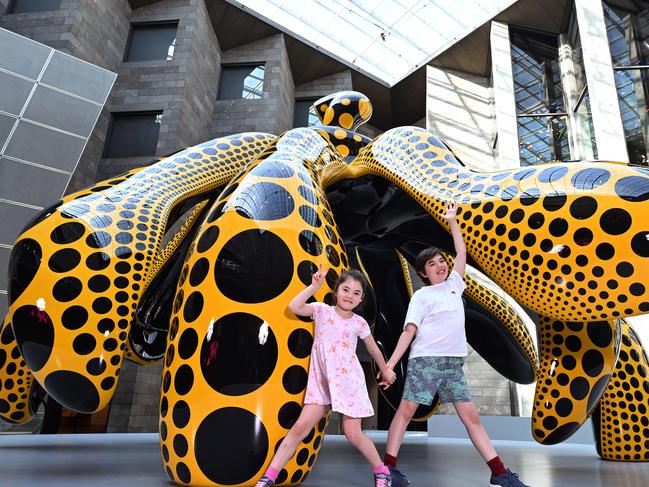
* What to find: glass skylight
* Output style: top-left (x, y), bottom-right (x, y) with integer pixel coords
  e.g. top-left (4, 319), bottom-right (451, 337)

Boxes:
top-left (228, 0), bottom-right (517, 86)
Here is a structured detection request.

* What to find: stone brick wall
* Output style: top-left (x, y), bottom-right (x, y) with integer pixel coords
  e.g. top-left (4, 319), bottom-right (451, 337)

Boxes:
top-left (94, 0), bottom-right (221, 185)
top-left (107, 361), bottom-right (163, 433)
top-left (176, 0), bottom-right (220, 147)
top-left (211, 34), bottom-right (294, 138)
top-left (294, 70), bottom-right (353, 99)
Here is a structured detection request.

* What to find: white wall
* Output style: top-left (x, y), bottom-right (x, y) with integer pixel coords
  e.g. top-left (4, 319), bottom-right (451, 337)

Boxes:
top-left (426, 65), bottom-right (496, 171)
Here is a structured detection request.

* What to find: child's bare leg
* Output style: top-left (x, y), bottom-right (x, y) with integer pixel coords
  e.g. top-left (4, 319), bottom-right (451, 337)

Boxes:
top-left (454, 401), bottom-right (498, 461)
top-left (385, 398), bottom-right (419, 456)
top-left (269, 404), bottom-right (327, 470)
top-left (341, 415), bottom-right (382, 468)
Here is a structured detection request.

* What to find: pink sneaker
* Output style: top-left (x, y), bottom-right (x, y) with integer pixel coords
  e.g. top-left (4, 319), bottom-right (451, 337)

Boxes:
top-left (374, 471), bottom-right (392, 487)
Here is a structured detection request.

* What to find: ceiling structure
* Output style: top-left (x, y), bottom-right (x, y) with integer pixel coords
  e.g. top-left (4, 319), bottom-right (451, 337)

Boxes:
top-left (224, 0), bottom-right (519, 87)
top-left (130, 0), bottom-right (572, 128)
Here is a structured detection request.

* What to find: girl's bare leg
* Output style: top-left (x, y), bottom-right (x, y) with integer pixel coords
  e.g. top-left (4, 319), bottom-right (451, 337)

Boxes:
top-left (342, 415), bottom-right (383, 469)
top-left (269, 404), bottom-right (328, 470)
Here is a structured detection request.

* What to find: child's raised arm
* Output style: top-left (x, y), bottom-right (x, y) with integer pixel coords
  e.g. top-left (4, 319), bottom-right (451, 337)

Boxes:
top-left (442, 201), bottom-right (466, 277)
top-left (288, 264), bottom-right (328, 317)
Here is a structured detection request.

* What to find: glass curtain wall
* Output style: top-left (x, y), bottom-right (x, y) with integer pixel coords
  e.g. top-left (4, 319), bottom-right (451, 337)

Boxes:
top-left (510, 27), bottom-right (571, 166)
top-left (603, 1), bottom-right (649, 165)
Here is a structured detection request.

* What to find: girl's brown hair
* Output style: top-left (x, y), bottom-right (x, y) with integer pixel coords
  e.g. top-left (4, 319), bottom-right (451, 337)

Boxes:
top-left (331, 270), bottom-right (369, 307)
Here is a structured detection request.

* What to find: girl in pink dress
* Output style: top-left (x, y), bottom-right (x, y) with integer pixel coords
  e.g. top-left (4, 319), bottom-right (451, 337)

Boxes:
top-left (255, 266), bottom-right (397, 487)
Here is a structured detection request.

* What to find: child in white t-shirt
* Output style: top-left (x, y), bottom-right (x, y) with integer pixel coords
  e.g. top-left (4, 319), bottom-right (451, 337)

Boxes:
top-left (381, 201), bottom-right (529, 487)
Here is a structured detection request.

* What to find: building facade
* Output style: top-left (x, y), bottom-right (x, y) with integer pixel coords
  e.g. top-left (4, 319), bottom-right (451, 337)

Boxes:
top-left (1, 0), bottom-right (647, 433)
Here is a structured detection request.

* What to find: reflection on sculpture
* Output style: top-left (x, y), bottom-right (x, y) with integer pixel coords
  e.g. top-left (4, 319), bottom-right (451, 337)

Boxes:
top-left (1, 90), bottom-right (649, 487)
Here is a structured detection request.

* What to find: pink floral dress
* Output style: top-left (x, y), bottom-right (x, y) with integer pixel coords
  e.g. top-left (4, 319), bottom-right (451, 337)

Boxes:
top-left (304, 303), bottom-right (374, 418)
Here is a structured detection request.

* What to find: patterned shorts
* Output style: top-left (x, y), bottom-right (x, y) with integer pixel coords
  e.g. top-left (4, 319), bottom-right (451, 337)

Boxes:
top-left (402, 356), bottom-right (471, 405)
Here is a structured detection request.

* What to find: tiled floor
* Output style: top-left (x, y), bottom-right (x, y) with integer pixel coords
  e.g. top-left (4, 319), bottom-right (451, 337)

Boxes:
top-left (0, 432), bottom-right (647, 486)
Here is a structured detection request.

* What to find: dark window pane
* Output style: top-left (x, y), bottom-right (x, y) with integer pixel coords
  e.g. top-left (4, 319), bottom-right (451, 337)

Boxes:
top-left (218, 65), bottom-right (265, 100)
top-left (104, 112), bottom-right (162, 158)
top-left (125, 23), bottom-right (178, 62)
top-left (9, 0), bottom-right (61, 13)
top-left (511, 26), bottom-right (571, 164)
top-left (293, 99), bottom-right (321, 128)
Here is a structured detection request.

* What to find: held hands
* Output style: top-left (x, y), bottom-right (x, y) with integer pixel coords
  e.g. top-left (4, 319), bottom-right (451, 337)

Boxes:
top-left (377, 365), bottom-right (397, 390)
top-left (441, 200), bottom-right (458, 222)
top-left (311, 264), bottom-right (328, 290)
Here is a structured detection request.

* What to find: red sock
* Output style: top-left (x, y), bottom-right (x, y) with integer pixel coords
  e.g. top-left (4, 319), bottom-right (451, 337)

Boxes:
top-left (383, 453), bottom-right (397, 468)
top-left (487, 456), bottom-right (506, 476)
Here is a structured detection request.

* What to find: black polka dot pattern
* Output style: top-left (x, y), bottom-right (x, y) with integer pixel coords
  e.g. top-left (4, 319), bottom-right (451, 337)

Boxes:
top-left (532, 316), bottom-right (619, 445)
top-left (591, 320), bottom-right (649, 461)
top-left (5, 132), bottom-right (275, 426)
top-left (159, 128), bottom-right (336, 485)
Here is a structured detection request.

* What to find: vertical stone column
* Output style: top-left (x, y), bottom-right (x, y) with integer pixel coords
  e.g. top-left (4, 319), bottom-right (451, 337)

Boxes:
top-left (558, 34), bottom-right (594, 160)
top-left (574, 0), bottom-right (628, 162)
top-left (490, 21), bottom-right (520, 169)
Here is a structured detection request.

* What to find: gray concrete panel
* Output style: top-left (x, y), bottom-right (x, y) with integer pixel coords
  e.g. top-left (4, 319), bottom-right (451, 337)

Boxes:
top-left (0, 201), bottom-right (39, 246)
top-left (23, 85), bottom-right (102, 137)
top-left (0, 245), bottom-right (9, 288)
top-left (0, 157), bottom-right (67, 208)
top-left (41, 50), bottom-right (115, 103)
top-left (0, 27), bottom-right (50, 79)
top-left (0, 70), bottom-right (34, 116)
top-left (0, 113), bottom-right (17, 147)
top-left (0, 292), bottom-right (6, 319)
top-left (4, 120), bottom-right (85, 172)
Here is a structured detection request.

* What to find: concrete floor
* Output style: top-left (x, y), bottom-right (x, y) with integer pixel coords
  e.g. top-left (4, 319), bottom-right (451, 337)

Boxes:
top-left (0, 432), bottom-right (648, 487)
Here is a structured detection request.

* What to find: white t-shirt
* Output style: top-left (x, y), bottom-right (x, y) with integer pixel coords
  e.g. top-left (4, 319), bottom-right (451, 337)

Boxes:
top-left (404, 270), bottom-right (468, 358)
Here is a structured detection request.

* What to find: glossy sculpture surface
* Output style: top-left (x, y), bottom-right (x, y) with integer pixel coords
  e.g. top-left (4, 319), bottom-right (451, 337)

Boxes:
top-left (1, 90), bottom-right (648, 487)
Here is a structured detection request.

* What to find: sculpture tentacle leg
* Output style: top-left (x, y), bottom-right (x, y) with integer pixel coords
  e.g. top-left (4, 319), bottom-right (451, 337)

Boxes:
top-left (532, 315), bottom-right (620, 444)
top-left (7, 133), bottom-right (275, 413)
top-left (592, 319), bottom-right (649, 461)
top-left (161, 129), bottom-right (348, 487)
top-left (0, 316), bottom-right (35, 423)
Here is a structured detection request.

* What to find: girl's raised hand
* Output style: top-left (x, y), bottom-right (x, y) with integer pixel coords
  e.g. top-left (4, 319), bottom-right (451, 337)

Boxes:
top-left (441, 200), bottom-right (458, 221)
top-left (311, 264), bottom-right (328, 289)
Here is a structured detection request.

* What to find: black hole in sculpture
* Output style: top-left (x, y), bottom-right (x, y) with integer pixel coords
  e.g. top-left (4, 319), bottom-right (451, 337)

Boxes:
top-left (12, 305), bottom-right (54, 372)
top-left (194, 407), bottom-right (268, 485)
top-left (200, 313), bottom-right (277, 396)
top-left (232, 182), bottom-right (295, 221)
top-left (7, 239), bottom-right (42, 306)
top-left (214, 229), bottom-right (293, 304)
top-left (44, 370), bottom-right (100, 413)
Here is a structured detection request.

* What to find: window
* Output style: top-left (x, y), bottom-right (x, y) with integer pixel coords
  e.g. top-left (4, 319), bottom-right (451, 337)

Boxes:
top-left (293, 99), bottom-right (322, 127)
top-left (510, 27), bottom-right (571, 166)
top-left (124, 22), bottom-right (178, 62)
top-left (218, 65), bottom-right (265, 100)
top-left (568, 15), bottom-right (597, 160)
top-left (603, 1), bottom-right (649, 165)
top-left (9, 0), bottom-right (61, 13)
top-left (103, 112), bottom-right (162, 158)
